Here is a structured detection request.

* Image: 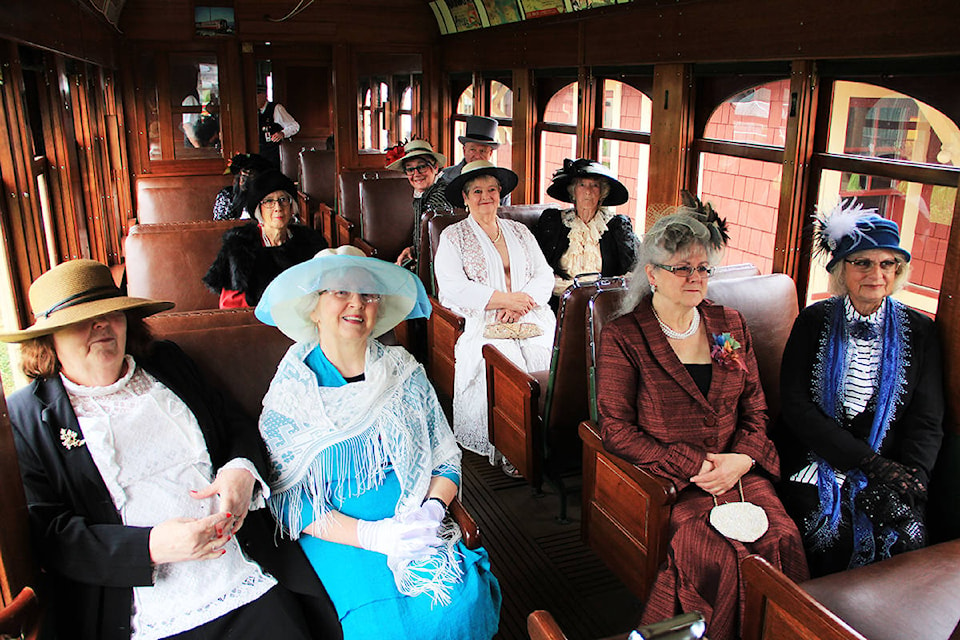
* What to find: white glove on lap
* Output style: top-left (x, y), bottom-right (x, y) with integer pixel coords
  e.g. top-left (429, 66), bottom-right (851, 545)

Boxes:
top-left (399, 500), bottom-right (446, 527)
top-left (356, 515), bottom-right (441, 560)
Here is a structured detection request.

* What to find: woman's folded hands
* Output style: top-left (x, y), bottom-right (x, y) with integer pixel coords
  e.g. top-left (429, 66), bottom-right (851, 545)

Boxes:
top-left (356, 504), bottom-right (445, 561)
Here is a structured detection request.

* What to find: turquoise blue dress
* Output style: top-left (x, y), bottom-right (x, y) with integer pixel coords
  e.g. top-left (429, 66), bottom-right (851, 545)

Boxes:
top-left (282, 346), bottom-right (501, 640)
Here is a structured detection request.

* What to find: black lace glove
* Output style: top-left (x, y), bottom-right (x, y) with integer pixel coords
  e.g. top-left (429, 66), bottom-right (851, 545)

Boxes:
top-left (858, 453), bottom-right (926, 497)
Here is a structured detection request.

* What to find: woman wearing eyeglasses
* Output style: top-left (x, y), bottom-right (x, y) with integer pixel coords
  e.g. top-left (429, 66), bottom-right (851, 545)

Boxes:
top-left (596, 193), bottom-right (807, 640)
top-left (777, 200), bottom-right (943, 578)
top-left (204, 169), bottom-right (327, 308)
top-left (385, 140), bottom-right (453, 269)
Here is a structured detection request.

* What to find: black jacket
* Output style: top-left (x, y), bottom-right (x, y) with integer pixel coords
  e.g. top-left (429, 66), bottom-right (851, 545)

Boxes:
top-left (532, 208), bottom-right (637, 279)
top-left (203, 222), bottom-right (327, 306)
top-left (8, 341), bottom-right (341, 640)
top-left (777, 297), bottom-right (944, 485)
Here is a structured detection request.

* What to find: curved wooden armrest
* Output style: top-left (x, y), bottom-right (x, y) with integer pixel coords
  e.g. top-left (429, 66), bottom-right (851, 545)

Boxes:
top-left (425, 295), bottom-right (464, 400)
top-left (428, 295), bottom-right (465, 335)
top-left (579, 420), bottom-right (676, 504)
top-left (449, 497), bottom-right (481, 550)
top-left (0, 586), bottom-right (40, 640)
top-left (527, 610), bottom-right (569, 640)
top-left (352, 236), bottom-right (377, 257)
top-left (335, 214), bottom-right (355, 245)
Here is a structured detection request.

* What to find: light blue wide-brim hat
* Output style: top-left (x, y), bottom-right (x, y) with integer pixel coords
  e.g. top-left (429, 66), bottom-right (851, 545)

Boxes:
top-left (255, 246), bottom-right (431, 342)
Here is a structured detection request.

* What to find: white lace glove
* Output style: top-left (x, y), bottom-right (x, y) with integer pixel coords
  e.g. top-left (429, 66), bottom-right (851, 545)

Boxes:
top-left (356, 515), bottom-right (441, 560)
top-left (398, 499), bottom-right (446, 527)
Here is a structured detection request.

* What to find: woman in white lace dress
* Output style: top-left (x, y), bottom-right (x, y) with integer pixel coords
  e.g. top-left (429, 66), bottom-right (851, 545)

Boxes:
top-left (1, 260), bottom-right (339, 640)
top-left (434, 161), bottom-right (556, 476)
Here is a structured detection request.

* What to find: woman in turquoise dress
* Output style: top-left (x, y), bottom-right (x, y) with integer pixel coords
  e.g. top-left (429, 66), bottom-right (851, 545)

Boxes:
top-left (254, 245), bottom-right (501, 640)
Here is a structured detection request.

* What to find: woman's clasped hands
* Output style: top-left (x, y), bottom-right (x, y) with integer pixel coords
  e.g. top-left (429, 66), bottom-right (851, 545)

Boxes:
top-left (356, 501), bottom-right (445, 562)
top-left (690, 452), bottom-right (753, 496)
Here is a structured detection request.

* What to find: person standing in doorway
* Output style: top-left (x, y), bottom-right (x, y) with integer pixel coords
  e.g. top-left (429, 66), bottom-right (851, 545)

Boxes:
top-left (258, 84), bottom-right (300, 170)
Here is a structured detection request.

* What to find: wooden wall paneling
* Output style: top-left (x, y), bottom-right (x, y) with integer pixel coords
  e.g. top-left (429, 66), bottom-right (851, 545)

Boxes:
top-left (215, 41), bottom-right (241, 162)
top-left (241, 42), bottom-right (259, 157)
top-left (773, 60), bottom-right (818, 281)
top-left (68, 64), bottom-right (108, 264)
top-left (333, 43), bottom-right (358, 170)
top-left (646, 63), bottom-right (692, 221)
top-left (103, 68), bottom-right (135, 237)
top-left (576, 64), bottom-right (596, 160)
top-left (422, 45), bottom-right (442, 147)
top-left (935, 182), bottom-right (960, 437)
top-left (512, 68), bottom-right (536, 205)
top-left (155, 52), bottom-right (175, 163)
top-left (0, 0), bottom-right (118, 68)
top-left (0, 43), bottom-right (47, 324)
top-left (90, 69), bottom-right (123, 264)
top-left (54, 57), bottom-right (95, 262)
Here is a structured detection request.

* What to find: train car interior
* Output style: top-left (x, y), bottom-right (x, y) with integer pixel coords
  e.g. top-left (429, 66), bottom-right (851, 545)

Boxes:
top-left (1, 0), bottom-right (959, 638)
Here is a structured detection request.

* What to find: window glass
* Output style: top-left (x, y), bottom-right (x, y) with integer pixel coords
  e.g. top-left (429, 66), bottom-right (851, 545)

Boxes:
top-left (698, 154), bottom-right (782, 274)
top-left (703, 79), bottom-right (790, 147)
top-left (539, 132), bottom-right (577, 203)
top-left (807, 169), bottom-right (954, 315)
top-left (457, 85), bottom-right (474, 115)
top-left (601, 79), bottom-right (651, 133)
top-left (170, 54), bottom-right (220, 159)
top-left (490, 80), bottom-right (513, 119)
top-left (494, 125), bottom-right (513, 171)
top-left (827, 80), bottom-right (960, 168)
top-left (598, 139), bottom-right (649, 230)
top-left (543, 82), bottom-right (578, 125)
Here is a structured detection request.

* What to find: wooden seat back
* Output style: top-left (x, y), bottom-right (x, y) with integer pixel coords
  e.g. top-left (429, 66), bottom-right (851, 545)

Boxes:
top-left (144, 309), bottom-right (293, 421)
top-left (336, 170), bottom-right (405, 245)
top-left (136, 174), bottom-right (233, 224)
top-left (742, 555), bottom-right (867, 640)
top-left (125, 220), bottom-right (246, 313)
top-left (299, 149), bottom-right (337, 242)
top-left (279, 137), bottom-right (328, 182)
top-left (358, 178), bottom-right (414, 262)
top-left (498, 203), bottom-right (548, 229)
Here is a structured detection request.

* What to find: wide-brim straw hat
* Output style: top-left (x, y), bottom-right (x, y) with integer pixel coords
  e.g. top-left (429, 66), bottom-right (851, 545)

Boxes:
top-left (458, 115), bottom-right (501, 148)
top-left (546, 158), bottom-right (629, 207)
top-left (255, 245), bottom-right (431, 342)
top-left (385, 140), bottom-right (447, 172)
top-left (0, 260), bottom-right (173, 343)
top-left (444, 160), bottom-right (518, 208)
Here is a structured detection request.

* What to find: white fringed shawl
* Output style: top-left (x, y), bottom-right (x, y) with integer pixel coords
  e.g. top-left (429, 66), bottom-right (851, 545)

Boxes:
top-left (260, 340), bottom-right (463, 603)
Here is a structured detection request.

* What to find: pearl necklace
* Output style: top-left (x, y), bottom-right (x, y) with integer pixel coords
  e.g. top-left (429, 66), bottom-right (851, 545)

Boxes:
top-left (490, 222), bottom-right (502, 244)
top-left (652, 306), bottom-right (701, 340)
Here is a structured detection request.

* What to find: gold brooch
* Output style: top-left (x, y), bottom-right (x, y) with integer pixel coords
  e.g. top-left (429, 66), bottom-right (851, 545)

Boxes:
top-left (60, 428), bottom-right (85, 450)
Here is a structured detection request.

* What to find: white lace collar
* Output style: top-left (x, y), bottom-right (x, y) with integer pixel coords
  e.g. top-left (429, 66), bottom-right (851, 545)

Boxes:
top-left (61, 355), bottom-right (137, 397)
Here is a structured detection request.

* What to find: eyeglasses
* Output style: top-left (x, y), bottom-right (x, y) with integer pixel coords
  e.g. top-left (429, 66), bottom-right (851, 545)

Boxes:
top-left (844, 258), bottom-right (902, 274)
top-left (261, 196), bottom-right (292, 208)
top-left (654, 263), bottom-right (715, 278)
top-left (403, 163), bottom-right (433, 175)
top-left (326, 290), bottom-right (382, 303)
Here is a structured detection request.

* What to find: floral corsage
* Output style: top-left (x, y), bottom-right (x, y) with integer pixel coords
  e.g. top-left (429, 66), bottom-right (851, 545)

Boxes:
top-left (60, 428), bottom-right (86, 450)
top-left (711, 333), bottom-right (747, 371)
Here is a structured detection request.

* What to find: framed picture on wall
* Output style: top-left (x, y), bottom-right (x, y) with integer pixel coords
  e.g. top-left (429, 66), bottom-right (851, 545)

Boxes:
top-left (195, 6), bottom-right (236, 37)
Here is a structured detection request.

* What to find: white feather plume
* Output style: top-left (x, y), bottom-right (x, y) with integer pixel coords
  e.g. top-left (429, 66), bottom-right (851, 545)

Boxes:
top-left (813, 198), bottom-right (878, 254)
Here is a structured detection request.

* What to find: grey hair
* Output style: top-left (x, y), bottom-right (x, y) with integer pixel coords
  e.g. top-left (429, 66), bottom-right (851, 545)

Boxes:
top-left (461, 174), bottom-right (503, 198)
top-left (619, 211), bottom-right (724, 316)
top-left (566, 176), bottom-right (611, 204)
top-left (827, 253), bottom-right (912, 298)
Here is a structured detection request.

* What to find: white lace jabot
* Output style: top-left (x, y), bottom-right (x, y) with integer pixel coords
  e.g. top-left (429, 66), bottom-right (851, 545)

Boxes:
top-left (64, 355), bottom-right (275, 640)
top-left (555, 208), bottom-right (609, 295)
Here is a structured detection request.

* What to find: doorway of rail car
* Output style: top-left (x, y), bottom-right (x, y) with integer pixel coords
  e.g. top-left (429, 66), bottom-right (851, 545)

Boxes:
top-left (249, 46), bottom-right (335, 172)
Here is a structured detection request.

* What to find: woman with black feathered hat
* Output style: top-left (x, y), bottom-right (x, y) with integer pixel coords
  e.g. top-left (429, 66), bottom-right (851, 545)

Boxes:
top-left (777, 199), bottom-right (944, 577)
top-left (533, 158), bottom-right (639, 297)
top-left (204, 169), bottom-right (327, 308)
top-left (596, 194), bottom-right (807, 639)
top-left (213, 153), bottom-right (272, 221)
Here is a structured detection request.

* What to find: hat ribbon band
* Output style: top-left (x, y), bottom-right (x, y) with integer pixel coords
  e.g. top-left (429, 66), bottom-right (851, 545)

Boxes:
top-left (36, 286), bottom-right (123, 319)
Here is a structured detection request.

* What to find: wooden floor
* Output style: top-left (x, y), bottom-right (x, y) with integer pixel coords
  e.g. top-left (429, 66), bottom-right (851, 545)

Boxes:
top-left (459, 450), bottom-right (643, 640)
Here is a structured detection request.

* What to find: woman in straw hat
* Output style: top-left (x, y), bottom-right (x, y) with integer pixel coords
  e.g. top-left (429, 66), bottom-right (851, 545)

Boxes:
top-left (1, 259), bottom-right (340, 640)
top-left (778, 200), bottom-right (944, 577)
top-left (384, 139), bottom-right (452, 269)
top-left (533, 158), bottom-right (638, 297)
top-left (254, 246), bottom-right (501, 640)
top-left (434, 160), bottom-right (556, 477)
top-left (204, 168), bottom-right (327, 308)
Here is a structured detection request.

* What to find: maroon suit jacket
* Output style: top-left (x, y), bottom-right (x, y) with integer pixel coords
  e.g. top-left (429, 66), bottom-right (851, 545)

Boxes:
top-left (597, 296), bottom-right (780, 492)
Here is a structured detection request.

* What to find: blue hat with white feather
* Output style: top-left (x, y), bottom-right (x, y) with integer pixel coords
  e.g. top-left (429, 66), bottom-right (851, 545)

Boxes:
top-left (813, 199), bottom-right (910, 271)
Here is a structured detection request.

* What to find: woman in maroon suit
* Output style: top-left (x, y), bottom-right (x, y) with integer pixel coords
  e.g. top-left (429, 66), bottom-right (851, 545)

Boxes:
top-left (596, 195), bottom-right (808, 640)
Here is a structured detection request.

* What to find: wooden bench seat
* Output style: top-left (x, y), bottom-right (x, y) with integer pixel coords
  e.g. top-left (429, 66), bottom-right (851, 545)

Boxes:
top-left (136, 174), bottom-right (233, 224)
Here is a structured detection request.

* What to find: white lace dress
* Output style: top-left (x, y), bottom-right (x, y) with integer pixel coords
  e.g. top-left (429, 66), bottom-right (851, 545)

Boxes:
top-left (64, 356), bottom-right (275, 640)
top-left (434, 216), bottom-right (556, 459)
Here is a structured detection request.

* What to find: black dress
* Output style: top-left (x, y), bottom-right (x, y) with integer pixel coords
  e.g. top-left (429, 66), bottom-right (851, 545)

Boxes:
top-left (532, 207), bottom-right (637, 280)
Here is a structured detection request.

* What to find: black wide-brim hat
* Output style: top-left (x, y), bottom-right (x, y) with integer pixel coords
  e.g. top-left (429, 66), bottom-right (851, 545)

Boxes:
top-left (246, 169), bottom-right (297, 215)
top-left (444, 160), bottom-right (518, 208)
top-left (225, 152), bottom-right (272, 175)
top-left (0, 260), bottom-right (173, 343)
top-left (546, 158), bottom-right (629, 207)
